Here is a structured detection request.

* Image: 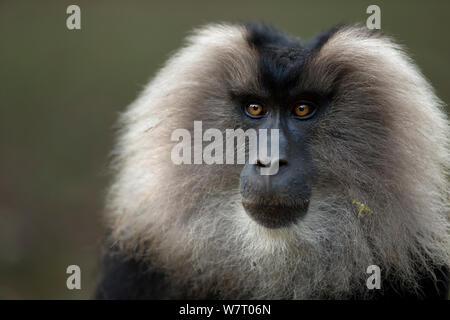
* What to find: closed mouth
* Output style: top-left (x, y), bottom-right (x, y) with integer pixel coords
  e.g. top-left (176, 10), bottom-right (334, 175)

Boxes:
top-left (241, 197), bottom-right (310, 228)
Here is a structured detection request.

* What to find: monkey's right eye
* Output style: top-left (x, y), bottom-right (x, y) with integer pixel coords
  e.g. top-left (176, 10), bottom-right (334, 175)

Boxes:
top-left (245, 104), bottom-right (266, 118)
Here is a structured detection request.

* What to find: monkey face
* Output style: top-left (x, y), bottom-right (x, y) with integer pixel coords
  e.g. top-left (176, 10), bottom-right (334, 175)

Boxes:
top-left (233, 27), bottom-right (333, 228)
top-left (238, 100), bottom-right (325, 228)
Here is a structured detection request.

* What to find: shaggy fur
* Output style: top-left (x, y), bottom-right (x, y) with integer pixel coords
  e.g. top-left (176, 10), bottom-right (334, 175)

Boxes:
top-left (99, 23), bottom-right (449, 299)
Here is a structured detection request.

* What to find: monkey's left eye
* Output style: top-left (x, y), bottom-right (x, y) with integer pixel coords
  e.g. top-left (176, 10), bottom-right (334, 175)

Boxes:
top-left (293, 103), bottom-right (316, 119)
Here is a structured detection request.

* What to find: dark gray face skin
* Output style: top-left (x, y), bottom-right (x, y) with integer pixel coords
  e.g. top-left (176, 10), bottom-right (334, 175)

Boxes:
top-left (239, 107), bottom-right (314, 229)
top-left (237, 24), bottom-right (336, 228)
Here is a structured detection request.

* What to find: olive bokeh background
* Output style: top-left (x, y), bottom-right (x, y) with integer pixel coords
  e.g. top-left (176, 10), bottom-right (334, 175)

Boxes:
top-left (0, 0), bottom-right (449, 299)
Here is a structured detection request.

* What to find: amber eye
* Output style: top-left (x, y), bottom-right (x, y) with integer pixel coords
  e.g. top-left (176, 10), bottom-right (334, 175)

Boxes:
top-left (246, 104), bottom-right (265, 117)
top-left (294, 104), bottom-right (315, 118)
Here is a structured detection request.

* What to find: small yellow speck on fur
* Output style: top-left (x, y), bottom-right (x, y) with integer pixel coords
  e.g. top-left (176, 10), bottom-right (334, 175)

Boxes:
top-left (352, 200), bottom-right (374, 219)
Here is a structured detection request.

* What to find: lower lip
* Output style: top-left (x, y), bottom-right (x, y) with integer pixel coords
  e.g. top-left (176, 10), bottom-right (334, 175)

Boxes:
top-left (241, 198), bottom-right (309, 229)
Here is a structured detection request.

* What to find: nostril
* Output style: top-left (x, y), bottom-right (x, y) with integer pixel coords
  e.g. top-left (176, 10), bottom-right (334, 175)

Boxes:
top-left (256, 158), bottom-right (270, 168)
top-left (255, 158), bottom-right (288, 167)
top-left (278, 159), bottom-right (288, 167)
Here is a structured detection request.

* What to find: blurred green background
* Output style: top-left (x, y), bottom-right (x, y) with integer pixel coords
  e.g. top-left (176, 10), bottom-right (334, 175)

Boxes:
top-left (0, 0), bottom-right (449, 299)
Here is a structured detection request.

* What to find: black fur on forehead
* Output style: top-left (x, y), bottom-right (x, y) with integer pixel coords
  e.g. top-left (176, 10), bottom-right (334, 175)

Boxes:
top-left (244, 23), bottom-right (341, 99)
